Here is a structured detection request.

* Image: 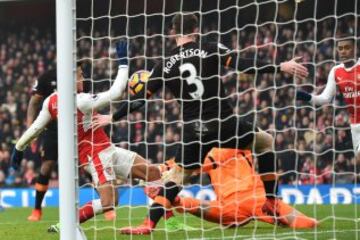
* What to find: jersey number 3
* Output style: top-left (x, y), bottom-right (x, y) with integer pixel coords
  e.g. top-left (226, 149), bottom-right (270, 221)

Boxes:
top-left (179, 63), bottom-right (204, 99)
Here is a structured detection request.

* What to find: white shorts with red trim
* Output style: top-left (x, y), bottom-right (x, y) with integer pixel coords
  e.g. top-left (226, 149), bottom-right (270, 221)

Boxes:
top-left (84, 145), bottom-right (136, 186)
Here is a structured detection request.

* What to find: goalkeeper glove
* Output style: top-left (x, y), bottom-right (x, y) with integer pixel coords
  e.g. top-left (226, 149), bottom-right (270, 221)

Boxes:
top-left (296, 90), bottom-right (312, 102)
top-left (10, 147), bottom-right (23, 170)
top-left (116, 40), bottom-right (128, 65)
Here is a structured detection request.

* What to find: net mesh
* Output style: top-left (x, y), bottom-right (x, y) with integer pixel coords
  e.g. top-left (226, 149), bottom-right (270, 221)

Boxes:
top-left (75, 0), bottom-right (360, 239)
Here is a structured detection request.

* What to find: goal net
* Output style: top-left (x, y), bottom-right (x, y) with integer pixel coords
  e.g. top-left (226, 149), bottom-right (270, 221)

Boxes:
top-left (74, 0), bottom-right (359, 239)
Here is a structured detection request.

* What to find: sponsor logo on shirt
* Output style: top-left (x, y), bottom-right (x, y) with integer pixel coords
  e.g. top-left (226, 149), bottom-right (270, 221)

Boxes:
top-left (343, 86), bottom-right (360, 98)
top-left (343, 91), bottom-right (360, 98)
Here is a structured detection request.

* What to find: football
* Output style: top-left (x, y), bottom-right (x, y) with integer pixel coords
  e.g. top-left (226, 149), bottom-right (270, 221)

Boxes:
top-left (128, 70), bottom-right (151, 95)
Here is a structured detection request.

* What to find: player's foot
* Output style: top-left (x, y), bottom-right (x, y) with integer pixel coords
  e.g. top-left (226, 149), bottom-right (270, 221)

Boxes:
top-left (104, 210), bottom-right (116, 221)
top-left (164, 217), bottom-right (197, 232)
top-left (48, 223), bottom-right (60, 233)
top-left (120, 218), bottom-right (156, 235)
top-left (276, 200), bottom-right (318, 229)
top-left (262, 198), bottom-right (318, 229)
top-left (27, 209), bottom-right (42, 221)
top-left (262, 198), bottom-right (289, 226)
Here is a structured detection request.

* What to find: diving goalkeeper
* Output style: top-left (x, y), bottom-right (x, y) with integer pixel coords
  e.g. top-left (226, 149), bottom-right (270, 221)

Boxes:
top-left (144, 148), bottom-right (318, 229)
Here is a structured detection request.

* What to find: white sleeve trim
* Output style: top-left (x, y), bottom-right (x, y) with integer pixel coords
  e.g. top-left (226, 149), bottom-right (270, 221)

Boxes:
top-left (16, 97), bottom-right (52, 151)
top-left (77, 65), bottom-right (129, 113)
top-left (310, 66), bottom-right (337, 105)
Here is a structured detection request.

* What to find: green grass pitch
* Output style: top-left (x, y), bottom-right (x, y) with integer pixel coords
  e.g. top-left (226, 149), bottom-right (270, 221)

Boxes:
top-left (0, 205), bottom-right (360, 240)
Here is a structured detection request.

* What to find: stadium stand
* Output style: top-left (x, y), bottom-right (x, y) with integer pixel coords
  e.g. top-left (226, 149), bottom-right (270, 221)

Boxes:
top-left (0, 16), bottom-right (358, 187)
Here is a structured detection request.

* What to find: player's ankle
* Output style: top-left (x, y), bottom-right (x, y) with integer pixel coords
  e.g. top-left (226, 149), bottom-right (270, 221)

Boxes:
top-left (164, 210), bottom-right (174, 220)
top-left (144, 217), bottom-right (156, 228)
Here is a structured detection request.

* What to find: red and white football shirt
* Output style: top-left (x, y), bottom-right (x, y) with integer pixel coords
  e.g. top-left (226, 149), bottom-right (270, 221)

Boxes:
top-left (311, 59), bottom-right (360, 124)
top-left (47, 93), bottom-right (111, 166)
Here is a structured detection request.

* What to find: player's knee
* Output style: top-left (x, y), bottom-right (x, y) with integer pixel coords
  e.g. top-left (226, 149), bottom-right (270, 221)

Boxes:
top-left (255, 131), bottom-right (273, 153)
top-left (146, 166), bottom-right (161, 182)
top-left (163, 166), bottom-right (192, 185)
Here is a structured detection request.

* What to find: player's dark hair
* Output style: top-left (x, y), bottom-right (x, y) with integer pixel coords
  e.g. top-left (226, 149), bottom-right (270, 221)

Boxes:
top-left (171, 13), bottom-right (198, 35)
top-left (39, 68), bottom-right (57, 83)
top-left (77, 60), bottom-right (92, 93)
top-left (77, 60), bottom-right (85, 69)
top-left (337, 34), bottom-right (355, 45)
top-left (77, 60), bottom-right (92, 76)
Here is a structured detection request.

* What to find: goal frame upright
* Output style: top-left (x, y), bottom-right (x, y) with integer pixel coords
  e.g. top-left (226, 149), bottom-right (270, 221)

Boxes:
top-left (56, 0), bottom-right (82, 239)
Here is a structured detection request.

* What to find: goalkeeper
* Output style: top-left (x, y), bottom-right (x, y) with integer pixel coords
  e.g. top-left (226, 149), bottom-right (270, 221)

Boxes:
top-left (146, 148), bottom-right (318, 229)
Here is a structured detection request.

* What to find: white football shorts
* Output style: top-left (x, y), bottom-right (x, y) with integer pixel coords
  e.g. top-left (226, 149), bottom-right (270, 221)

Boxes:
top-left (84, 145), bottom-right (136, 186)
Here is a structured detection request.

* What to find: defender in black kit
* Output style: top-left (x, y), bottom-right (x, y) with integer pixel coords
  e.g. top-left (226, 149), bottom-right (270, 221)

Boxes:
top-left (116, 13), bottom-right (309, 234)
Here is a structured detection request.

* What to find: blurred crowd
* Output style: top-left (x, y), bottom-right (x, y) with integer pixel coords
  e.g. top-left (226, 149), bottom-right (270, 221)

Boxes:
top-left (0, 24), bottom-right (57, 187)
top-left (0, 15), bottom-right (359, 188)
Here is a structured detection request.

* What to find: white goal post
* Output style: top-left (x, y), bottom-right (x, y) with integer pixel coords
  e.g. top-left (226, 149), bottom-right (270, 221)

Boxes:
top-left (56, 0), bottom-right (85, 239)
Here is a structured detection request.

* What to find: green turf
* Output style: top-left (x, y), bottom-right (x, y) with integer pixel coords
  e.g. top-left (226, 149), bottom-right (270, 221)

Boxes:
top-left (0, 205), bottom-right (360, 240)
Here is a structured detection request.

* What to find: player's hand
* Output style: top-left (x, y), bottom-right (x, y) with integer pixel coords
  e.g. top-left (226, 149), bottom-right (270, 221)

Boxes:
top-left (280, 57), bottom-right (309, 80)
top-left (116, 40), bottom-right (128, 65)
top-left (92, 114), bottom-right (112, 130)
top-left (10, 147), bottom-right (23, 171)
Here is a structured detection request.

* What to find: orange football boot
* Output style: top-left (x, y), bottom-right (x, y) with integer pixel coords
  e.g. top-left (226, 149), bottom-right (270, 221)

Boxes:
top-left (120, 218), bottom-right (156, 235)
top-left (104, 210), bottom-right (116, 221)
top-left (27, 209), bottom-right (42, 221)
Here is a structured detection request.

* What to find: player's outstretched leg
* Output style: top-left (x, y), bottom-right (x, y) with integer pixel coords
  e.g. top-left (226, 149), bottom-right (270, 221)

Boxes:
top-left (48, 183), bottom-right (118, 233)
top-left (253, 138), bottom-right (319, 229)
top-left (120, 166), bottom-right (186, 235)
top-left (173, 197), bottom-right (252, 227)
top-left (253, 131), bottom-right (279, 198)
top-left (143, 185), bottom-right (196, 232)
top-left (120, 182), bottom-right (181, 235)
top-left (80, 181), bottom-right (118, 223)
top-left (261, 198), bottom-right (318, 229)
top-left (28, 160), bottom-right (55, 221)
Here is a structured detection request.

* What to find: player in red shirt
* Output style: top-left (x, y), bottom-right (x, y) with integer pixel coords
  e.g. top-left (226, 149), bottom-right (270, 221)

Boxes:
top-left (10, 41), bottom-right (161, 224)
top-left (296, 35), bottom-right (360, 153)
top-left (144, 148), bottom-right (317, 229)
